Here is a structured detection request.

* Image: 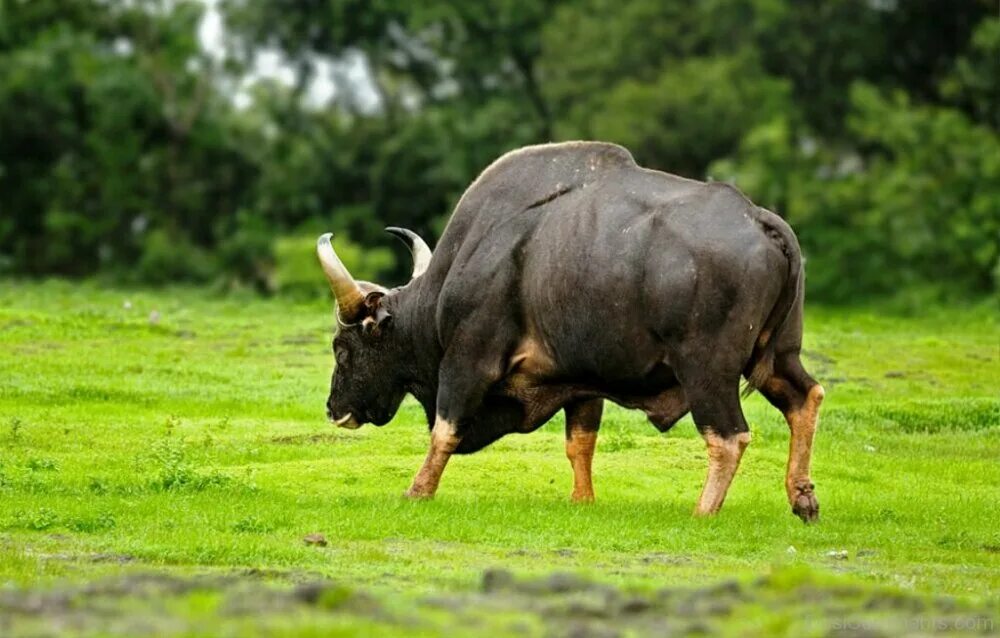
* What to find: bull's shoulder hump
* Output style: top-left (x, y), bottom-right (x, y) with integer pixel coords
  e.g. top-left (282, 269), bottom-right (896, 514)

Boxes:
top-left (462, 141), bottom-right (637, 194)
top-left (504, 140), bottom-right (635, 164)
top-left (491, 140), bottom-right (637, 170)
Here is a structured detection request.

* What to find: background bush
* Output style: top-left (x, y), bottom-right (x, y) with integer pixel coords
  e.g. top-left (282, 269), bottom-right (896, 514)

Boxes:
top-left (0, 0), bottom-right (996, 302)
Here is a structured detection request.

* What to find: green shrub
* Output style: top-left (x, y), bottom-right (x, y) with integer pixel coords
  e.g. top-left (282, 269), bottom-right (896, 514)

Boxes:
top-left (148, 439), bottom-right (230, 492)
top-left (135, 230), bottom-right (216, 285)
top-left (26, 457), bottom-right (57, 472)
top-left (69, 511), bottom-right (116, 533)
top-left (25, 507), bottom-right (58, 531)
top-left (232, 515), bottom-right (275, 534)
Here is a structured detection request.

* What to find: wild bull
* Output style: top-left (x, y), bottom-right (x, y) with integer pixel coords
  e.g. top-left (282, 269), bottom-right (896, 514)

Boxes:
top-left (317, 141), bottom-right (824, 521)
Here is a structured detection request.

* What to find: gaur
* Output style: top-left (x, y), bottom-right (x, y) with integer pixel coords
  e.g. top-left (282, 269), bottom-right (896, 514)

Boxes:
top-left (317, 141), bottom-right (824, 521)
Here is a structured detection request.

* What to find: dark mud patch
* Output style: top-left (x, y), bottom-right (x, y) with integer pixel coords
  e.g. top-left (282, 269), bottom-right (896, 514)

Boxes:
top-left (463, 570), bottom-right (997, 638)
top-left (883, 370), bottom-right (941, 386)
top-left (1, 569), bottom-right (997, 637)
top-left (0, 572), bottom-right (385, 638)
top-left (638, 552), bottom-right (692, 566)
top-left (21, 550), bottom-right (135, 565)
top-left (88, 552), bottom-right (136, 564)
top-left (802, 349), bottom-right (836, 366)
top-left (0, 319), bottom-right (34, 331)
top-left (966, 352), bottom-right (994, 363)
top-left (269, 432), bottom-right (352, 445)
top-left (280, 333), bottom-right (319, 346)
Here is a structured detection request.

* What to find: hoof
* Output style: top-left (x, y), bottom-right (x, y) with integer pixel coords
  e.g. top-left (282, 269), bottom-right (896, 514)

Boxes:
top-left (570, 492), bottom-right (595, 504)
top-left (790, 483), bottom-right (819, 523)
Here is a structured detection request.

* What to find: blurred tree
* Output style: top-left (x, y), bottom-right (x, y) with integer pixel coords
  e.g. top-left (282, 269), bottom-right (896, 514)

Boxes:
top-left (568, 54), bottom-right (790, 176)
top-left (0, 0), bottom-right (995, 301)
top-left (0, 0), bottom-right (258, 281)
top-left (222, 1), bottom-right (559, 132)
top-left (220, 0), bottom-right (561, 280)
top-left (940, 17), bottom-right (1000, 130)
top-left (712, 84), bottom-right (1000, 301)
top-left (540, 0), bottom-right (761, 124)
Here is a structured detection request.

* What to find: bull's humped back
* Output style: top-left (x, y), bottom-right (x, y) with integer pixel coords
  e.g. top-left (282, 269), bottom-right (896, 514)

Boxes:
top-left (433, 142), bottom-right (638, 263)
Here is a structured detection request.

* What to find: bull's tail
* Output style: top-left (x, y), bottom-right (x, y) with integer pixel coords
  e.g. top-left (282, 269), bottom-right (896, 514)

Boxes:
top-left (742, 208), bottom-right (803, 398)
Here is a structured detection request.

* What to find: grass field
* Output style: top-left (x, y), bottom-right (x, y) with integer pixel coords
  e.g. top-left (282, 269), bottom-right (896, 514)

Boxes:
top-left (0, 280), bottom-right (997, 636)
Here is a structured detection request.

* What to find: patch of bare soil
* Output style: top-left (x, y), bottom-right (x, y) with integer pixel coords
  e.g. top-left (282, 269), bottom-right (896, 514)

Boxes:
top-left (0, 572), bottom-right (382, 637)
top-left (457, 570), bottom-right (998, 638)
top-left (1, 570), bottom-right (996, 637)
top-left (269, 432), bottom-right (354, 445)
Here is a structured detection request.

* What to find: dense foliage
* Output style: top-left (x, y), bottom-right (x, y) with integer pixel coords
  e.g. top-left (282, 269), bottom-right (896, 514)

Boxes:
top-left (1, 0), bottom-right (996, 300)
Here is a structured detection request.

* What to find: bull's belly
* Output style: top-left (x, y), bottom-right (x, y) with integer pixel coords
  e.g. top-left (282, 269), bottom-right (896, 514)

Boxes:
top-left (453, 384), bottom-right (577, 454)
top-left (453, 370), bottom-right (688, 454)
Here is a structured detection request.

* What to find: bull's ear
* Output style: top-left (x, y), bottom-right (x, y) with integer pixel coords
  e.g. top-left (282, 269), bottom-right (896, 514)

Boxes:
top-left (361, 291), bottom-right (392, 335)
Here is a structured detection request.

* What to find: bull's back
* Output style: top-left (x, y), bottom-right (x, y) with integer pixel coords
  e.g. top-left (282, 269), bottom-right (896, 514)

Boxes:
top-left (519, 172), bottom-right (784, 382)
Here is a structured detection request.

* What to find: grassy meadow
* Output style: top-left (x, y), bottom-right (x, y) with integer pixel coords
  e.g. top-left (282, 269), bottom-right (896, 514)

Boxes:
top-left (0, 280), bottom-right (997, 636)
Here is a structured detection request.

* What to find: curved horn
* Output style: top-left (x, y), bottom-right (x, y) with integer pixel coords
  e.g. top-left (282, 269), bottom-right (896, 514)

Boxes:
top-left (316, 233), bottom-right (364, 321)
top-left (386, 227), bottom-right (433, 280)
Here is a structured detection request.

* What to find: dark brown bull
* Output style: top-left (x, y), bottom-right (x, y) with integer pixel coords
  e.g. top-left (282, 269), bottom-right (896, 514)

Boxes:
top-left (318, 142), bottom-right (824, 521)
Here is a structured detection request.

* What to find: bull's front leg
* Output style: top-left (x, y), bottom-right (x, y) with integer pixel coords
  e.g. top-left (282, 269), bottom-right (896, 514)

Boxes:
top-left (686, 380), bottom-right (753, 517)
top-left (564, 399), bottom-right (603, 502)
top-left (404, 340), bottom-right (503, 499)
top-left (405, 416), bottom-right (461, 499)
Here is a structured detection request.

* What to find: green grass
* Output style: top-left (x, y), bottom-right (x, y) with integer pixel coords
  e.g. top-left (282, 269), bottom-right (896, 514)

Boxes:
top-left (0, 280), bottom-right (997, 636)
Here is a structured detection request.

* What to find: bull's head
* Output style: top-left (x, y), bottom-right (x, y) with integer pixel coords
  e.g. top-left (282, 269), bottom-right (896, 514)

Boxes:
top-left (317, 228), bottom-right (432, 428)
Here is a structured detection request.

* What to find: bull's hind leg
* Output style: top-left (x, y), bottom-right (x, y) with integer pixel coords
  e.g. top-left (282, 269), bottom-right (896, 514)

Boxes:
top-left (759, 354), bottom-right (824, 522)
top-left (682, 377), bottom-right (752, 516)
top-left (564, 399), bottom-right (603, 502)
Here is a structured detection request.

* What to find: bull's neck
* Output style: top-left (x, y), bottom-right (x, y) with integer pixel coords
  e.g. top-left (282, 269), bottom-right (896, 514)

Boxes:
top-left (388, 275), bottom-right (442, 412)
